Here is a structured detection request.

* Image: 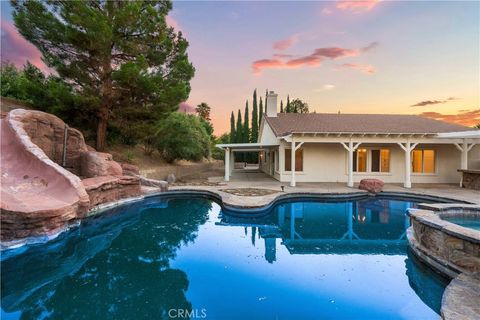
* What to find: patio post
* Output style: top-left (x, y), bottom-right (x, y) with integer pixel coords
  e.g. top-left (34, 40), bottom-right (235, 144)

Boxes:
top-left (397, 141), bottom-right (418, 188)
top-left (454, 139), bottom-right (475, 170)
top-left (224, 147), bottom-right (230, 181)
top-left (290, 138), bottom-right (296, 187)
top-left (340, 141), bottom-right (361, 188)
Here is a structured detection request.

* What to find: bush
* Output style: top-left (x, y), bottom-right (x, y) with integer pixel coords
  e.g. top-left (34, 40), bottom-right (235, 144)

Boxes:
top-left (155, 112), bottom-right (210, 163)
top-left (211, 133), bottom-right (230, 160)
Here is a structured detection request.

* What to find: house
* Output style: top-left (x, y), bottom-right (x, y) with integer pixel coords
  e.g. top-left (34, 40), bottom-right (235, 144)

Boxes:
top-left (217, 91), bottom-right (480, 188)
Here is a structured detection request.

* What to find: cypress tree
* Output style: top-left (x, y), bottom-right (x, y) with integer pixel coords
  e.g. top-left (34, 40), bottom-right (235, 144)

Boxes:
top-left (244, 100), bottom-right (249, 143)
top-left (236, 109), bottom-right (243, 143)
top-left (259, 97), bottom-right (263, 122)
top-left (230, 111), bottom-right (236, 143)
top-left (286, 95), bottom-right (291, 113)
top-left (251, 89), bottom-right (258, 142)
top-left (280, 100), bottom-right (284, 113)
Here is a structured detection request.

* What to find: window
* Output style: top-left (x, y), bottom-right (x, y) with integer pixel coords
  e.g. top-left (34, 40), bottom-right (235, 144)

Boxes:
top-left (353, 149), bottom-right (367, 172)
top-left (412, 149), bottom-right (435, 173)
top-left (353, 148), bottom-right (390, 173)
top-left (371, 149), bottom-right (390, 172)
top-left (285, 148), bottom-right (303, 171)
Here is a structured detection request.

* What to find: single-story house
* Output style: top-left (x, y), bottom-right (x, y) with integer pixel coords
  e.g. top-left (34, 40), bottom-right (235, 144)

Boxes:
top-left (217, 91), bottom-right (480, 188)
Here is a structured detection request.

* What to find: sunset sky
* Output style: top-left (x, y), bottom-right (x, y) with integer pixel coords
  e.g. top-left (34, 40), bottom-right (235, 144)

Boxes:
top-left (2, 1), bottom-right (479, 134)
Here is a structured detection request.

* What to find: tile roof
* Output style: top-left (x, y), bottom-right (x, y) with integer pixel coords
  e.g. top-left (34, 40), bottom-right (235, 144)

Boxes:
top-left (264, 113), bottom-right (472, 136)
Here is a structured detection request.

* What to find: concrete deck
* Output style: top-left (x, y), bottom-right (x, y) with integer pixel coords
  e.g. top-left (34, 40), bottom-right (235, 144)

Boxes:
top-left (168, 170), bottom-right (479, 210)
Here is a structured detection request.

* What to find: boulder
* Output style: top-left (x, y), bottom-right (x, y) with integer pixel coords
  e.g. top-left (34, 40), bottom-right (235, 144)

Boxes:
top-left (167, 173), bottom-right (176, 184)
top-left (358, 179), bottom-right (384, 194)
top-left (82, 175), bottom-right (142, 208)
top-left (137, 177), bottom-right (168, 191)
top-left (80, 151), bottom-right (123, 178)
top-left (121, 163), bottom-right (140, 176)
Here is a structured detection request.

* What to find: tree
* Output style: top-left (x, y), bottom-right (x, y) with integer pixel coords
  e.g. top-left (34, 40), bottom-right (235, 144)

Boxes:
top-left (286, 95), bottom-right (291, 113)
top-left (212, 133), bottom-right (230, 160)
top-left (12, 0), bottom-right (194, 151)
top-left (251, 89), bottom-right (258, 143)
top-left (229, 111), bottom-right (236, 143)
top-left (195, 102), bottom-right (211, 122)
top-left (154, 112), bottom-right (209, 163)
top-left (243, 100), bottom-right (249, 142)
top-left (259, 97), bottom-right (263, 122)
top-left (474, 123), bottom-right (480, 129)
top-left (235, 109), bottom-right (243, 143)
top-left (280, 100), bottom-right (284, 113)
top-left (290, 99), bottom-right (309, 113)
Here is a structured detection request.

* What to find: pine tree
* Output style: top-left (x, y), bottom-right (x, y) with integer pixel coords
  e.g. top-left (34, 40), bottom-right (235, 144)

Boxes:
top-left (236, 109), bottom-right (243, 143)
top-left (259, 97), bottom-right (263, 122)
top-left (230, 111), bottom-right (236, 143)
top-left (11, 0), bottom-right (194, 151)
top-left (251, 89), bottom-right (258, 142)
top-left (280, 100), bottom-right (284, 113)
top-left (244, 100), bottom-right (249, 143)
top-left (265, 89), bottom-right (268, 113)
top-left (286, 95), bottom-right (291, 113)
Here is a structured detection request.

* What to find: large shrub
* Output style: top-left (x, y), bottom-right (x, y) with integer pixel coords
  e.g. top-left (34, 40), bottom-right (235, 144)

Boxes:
top-left (155, 112), bottom-right (210, 163)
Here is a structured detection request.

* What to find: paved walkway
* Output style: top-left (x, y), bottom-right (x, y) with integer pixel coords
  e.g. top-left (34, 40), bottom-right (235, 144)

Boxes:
top-left (168, 170), bottom-right (480, 210)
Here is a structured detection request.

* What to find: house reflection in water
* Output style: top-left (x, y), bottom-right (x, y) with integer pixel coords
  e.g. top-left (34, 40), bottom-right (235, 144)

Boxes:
top-left (220, 199), bottom-right (414, 263)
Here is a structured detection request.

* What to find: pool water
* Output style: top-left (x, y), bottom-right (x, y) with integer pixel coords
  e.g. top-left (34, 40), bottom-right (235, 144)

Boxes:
top-left (1, 197), bottom-right (450, 320)
top-left (442, 216), bottom-right (480, 231)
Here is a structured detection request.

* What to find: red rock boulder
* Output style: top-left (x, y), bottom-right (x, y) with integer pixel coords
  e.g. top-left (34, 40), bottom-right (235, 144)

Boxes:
top-left (359, 179), bottom-right (384, 194)
top-left (80, 151), bottom-right (123, 178)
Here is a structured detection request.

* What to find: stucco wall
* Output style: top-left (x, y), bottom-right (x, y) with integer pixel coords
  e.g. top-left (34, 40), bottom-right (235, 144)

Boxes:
top-left (276, 142), bottom-right (479, 184)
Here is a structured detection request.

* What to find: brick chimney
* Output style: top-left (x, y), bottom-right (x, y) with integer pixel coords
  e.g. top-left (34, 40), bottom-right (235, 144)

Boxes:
top-left (266, 91), bottom-right (278, 117)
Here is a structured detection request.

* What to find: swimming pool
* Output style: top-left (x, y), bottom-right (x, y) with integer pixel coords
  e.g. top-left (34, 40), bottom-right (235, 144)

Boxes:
top-left (441, 216), bottom-right (480, 231)
top-left (1, 196), bottom-right (450, 319)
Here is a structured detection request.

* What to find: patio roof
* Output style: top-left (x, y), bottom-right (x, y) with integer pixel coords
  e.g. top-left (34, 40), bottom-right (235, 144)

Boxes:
top-left (436, 130), bottom-right (480, 139)
top-left (216, 142), bottom-right (278, 151)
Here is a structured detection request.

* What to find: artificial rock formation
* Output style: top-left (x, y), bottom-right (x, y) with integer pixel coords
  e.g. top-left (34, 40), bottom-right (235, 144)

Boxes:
top-left (0, 109), bottom-right (143, 243)
top-left (358, 178), bottom-right (384, 193)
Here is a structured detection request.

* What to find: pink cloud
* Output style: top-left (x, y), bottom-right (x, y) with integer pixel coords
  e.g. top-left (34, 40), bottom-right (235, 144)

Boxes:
top-left (420, 109), bottom-right (480, 127)
top-left (336, 0), bottom-right (381, 13)
top-left (252, 59), bottom-right (286, 74)
top-left (0, 20), bottom-right (50, 73)
top-left (273, 34), bottom-right (299, 50)
top-left (337, 63), bottom-right (376, 74)
top-left (178, 102), bottom-right (195, 113)
top-left (322, 7), bottom-right (333, 15)
top-left (253, 42), bottom-right (378, 74)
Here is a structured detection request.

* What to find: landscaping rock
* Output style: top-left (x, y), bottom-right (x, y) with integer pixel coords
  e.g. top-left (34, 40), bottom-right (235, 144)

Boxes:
top-left (80, 151), bottom-right (123, 178)
top-left (358, 178), bottom-right (384, 193)
top-left (121, 163), bottom-right (140, 176)
top-left (167, 173), bottom-right (176, 184)
top-left (82, 175), bottom-right (142, 208)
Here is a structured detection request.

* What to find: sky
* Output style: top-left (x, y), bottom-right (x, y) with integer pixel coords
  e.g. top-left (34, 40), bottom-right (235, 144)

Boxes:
top-left (1, 1), bottom-right (479, 135)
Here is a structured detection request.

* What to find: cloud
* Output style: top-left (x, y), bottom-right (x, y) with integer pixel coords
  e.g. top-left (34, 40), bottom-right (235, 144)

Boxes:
top-left (253, 42), bottom-right (378, 74)
top-left (273, 34), bottom-right (299, 50)
top-left (337, 63), bottom-right (376, 74)
top-left (316, 84), bottom-right (336, 92)
top-left (411, 97), bottom-right (459, 107)
top-left (419, 109), bottom-right (480, 127)
top-left (0, 20), bottom-right (50, 73)
top-left (252, 59), bottom-right (285, 74)
top-left (178, 102), bottom-right (195, 113)
top-left (322, 7), bottom-right (333, 15)
top-left (336, 0), bottom-right (381, 13)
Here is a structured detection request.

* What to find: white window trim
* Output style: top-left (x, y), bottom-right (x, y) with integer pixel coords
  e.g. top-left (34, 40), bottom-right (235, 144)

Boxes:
top-left (347, 147), bottom-right (392, 175)
top-left (411, 148), bottom-right (438, 175)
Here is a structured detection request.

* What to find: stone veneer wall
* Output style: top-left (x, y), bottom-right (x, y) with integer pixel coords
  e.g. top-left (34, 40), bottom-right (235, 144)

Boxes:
top-left (407, 206), bottom-right (480, 278)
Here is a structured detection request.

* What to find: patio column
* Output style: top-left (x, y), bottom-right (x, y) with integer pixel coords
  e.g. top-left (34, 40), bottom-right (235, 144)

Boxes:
top-left (454, 139), bottom-right (476, 187)
top-left (454, 139), bottom-right (475, 170)
top-left (397, 141), bottom-right (418, 188)
top-left (291, 139), bottom-right (296, 187)
top-left (224, 147), bottom-right (230, 181)
top-left (340, 141), bottom-right (361, 188)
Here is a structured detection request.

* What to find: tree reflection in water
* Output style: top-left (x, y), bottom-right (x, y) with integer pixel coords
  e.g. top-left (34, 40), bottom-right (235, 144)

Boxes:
top-left (1, 197), bottom-right (211, 320)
